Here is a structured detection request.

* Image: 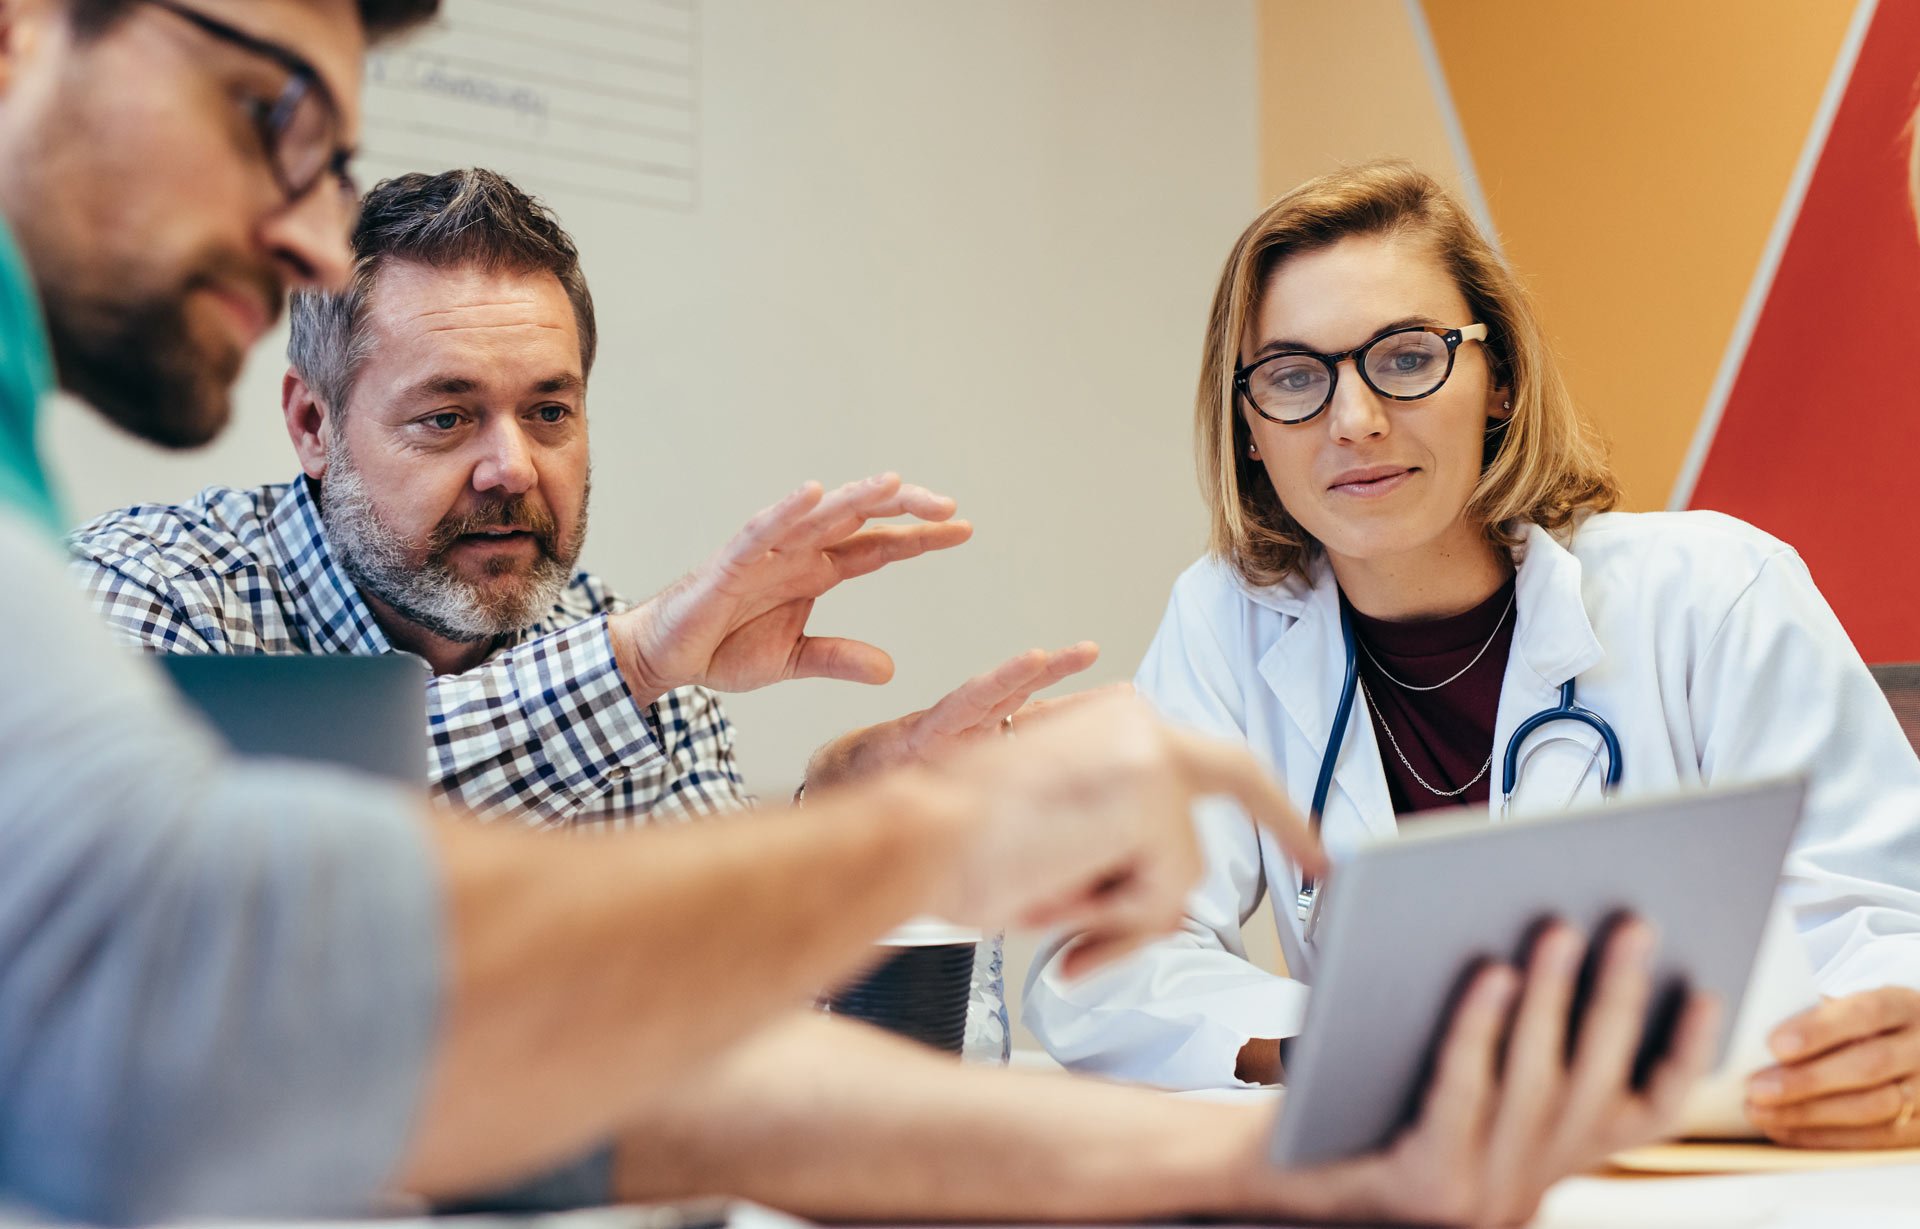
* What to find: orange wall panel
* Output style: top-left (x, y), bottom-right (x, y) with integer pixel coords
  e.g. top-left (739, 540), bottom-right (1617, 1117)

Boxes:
top-left (1422, 0), bottom-right (1854, 507)
top-left (1257, 0), bottom-right (1465, 206)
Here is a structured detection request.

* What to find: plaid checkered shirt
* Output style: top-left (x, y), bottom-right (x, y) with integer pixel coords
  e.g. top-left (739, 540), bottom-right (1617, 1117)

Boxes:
top-left (68, 477), bottom-right (751, 828)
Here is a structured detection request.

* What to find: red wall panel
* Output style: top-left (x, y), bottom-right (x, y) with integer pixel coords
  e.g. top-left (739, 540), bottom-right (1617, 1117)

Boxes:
top-left (1689, 0), bottom-right (1920, 663)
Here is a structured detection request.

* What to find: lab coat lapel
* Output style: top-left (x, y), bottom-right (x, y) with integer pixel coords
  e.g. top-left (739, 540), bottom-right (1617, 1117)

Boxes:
top-left (1493, 524), bottom-right (1608, 818)
top-left (1255, 561), bottom-right (1397, 843)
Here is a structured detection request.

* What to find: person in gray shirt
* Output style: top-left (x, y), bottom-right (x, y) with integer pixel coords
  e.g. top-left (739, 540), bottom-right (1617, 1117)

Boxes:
top-left (0, 2), bottom-right (1715, 1227)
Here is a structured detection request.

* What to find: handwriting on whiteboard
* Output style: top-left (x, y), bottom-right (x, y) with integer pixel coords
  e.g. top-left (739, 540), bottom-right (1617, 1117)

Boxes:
top-left (362, 0), bottom-right (698, 211)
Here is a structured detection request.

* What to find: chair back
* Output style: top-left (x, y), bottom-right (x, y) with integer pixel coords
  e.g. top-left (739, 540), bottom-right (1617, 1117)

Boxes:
top-left (1869, 663), bottom-right (1920, 756)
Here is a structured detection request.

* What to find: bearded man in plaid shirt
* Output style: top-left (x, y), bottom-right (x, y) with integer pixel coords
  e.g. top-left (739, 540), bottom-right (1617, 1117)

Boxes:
top-left (69, 167), bottom-right (1096, 827)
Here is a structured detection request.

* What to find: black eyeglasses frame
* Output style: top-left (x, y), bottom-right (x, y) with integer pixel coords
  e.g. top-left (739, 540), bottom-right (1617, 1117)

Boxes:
top-left (1234, 322), bottom-right (1490, 426)
top-left (135, 0), bottom-right (360, 212)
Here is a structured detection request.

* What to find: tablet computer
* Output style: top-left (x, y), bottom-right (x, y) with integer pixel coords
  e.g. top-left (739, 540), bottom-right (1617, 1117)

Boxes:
top-left (1267, 776), bottom-right (1805, 1168)
top-left (160, 653), bottom-right (429, 786)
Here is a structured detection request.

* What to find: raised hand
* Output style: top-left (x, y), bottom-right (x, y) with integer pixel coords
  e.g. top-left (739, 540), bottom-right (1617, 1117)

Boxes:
top-left (611, 474), bottom-right (971, 705)
top-left (802, 643), bottom-right (1110, 788)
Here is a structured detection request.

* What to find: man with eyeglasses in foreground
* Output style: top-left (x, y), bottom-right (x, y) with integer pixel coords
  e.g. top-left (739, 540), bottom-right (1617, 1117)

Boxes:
top-left (0, 2), bottom-right (1714, 1227)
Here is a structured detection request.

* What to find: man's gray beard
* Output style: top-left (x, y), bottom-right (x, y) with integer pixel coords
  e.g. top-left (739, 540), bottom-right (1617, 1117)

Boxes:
top-left (318, 434), bottom-right (584, 644)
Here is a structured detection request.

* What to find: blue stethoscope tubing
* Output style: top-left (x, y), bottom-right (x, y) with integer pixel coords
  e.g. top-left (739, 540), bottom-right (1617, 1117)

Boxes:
top-left (1296, 599), bottom-right (1624, 921)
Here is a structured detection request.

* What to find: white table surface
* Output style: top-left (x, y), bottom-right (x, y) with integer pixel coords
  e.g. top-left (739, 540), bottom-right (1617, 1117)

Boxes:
top-left (880, 1164), bottom-right (1920, 1228)
top-left (1539, 1162), bottom-right (1920, 1228)
top-left (9, 1165), bottom-right (1912, 1229)
top-left (10, 1057), bottom-right (1908, 1229)
top-left (1161, 1074), bottom-right (1920, 1227)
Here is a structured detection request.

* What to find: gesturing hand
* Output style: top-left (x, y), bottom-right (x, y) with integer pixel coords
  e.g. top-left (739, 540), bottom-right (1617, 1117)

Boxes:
top-left (1746, 987), bottom-right (1920, 1148)
top-left (802, 643), bottom-right (1110, 788)
top-left (924, 690), bottom-right (1325, 976)
top-left (897, 643), bottom-right (1107, 752)
top-left (612, 474), bottom-right (971, 705)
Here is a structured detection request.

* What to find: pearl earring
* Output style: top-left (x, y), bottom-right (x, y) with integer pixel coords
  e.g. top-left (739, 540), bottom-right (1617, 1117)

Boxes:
top-left (1248, 443), bottom-right (1260, 460)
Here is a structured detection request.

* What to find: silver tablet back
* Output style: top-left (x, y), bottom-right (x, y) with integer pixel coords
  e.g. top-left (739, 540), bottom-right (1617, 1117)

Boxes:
top-left (1267, 776), bottom-right (1805, 1168)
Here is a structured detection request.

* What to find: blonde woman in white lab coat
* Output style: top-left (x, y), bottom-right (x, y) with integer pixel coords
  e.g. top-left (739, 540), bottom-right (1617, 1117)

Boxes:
top-left (1025, 161), bottom-right (1920, 1150)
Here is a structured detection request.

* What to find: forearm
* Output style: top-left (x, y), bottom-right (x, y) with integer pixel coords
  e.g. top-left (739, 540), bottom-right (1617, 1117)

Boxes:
top-left (607, 1012), bottom-right (1275, 1222)
top-left (398, 773), bottom-right (967, 1199)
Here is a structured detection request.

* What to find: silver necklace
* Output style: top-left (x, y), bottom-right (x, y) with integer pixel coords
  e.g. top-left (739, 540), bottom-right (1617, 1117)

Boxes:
top-left (1356, 591), bottom-right (1515, 693)
top-left (1361, 680), bottom-right (1492, 798)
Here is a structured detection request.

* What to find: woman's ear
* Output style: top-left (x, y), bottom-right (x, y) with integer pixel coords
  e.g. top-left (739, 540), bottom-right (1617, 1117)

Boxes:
top-left (1489, 386), bottom-right (1515, 421)
top-left (1237, 416), bottom-right (1274, 489)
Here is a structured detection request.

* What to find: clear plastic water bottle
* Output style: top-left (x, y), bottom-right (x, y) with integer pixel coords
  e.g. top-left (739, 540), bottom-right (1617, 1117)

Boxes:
top-left (963, 931), bottom-right (1009, 1064)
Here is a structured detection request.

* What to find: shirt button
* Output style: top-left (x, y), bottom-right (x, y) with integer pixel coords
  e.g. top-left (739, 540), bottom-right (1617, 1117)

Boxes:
top-left (608, 766), bottom-right (630, 781)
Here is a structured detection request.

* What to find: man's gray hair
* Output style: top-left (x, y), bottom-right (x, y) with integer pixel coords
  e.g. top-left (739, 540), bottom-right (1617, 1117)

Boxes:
top-left (289, 168), bottom-right (597, 414)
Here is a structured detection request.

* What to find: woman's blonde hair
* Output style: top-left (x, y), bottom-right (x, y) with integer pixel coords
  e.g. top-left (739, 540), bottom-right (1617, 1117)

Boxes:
top-left (1196, 160), bottom-right (1618, 589)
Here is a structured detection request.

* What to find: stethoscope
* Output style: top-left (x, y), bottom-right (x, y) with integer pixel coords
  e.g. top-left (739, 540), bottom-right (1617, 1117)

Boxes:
top-left (1294, 602), bottom-right (1624, 930)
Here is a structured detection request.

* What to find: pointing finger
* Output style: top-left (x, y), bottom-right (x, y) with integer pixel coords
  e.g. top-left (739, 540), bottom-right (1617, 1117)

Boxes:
top-left (1164, 725), bottom-right (1325, 879)
top-left (1052, 886), bottom-right (1190, 980)
top-left (1056, 928), bottom-right (1161, 980)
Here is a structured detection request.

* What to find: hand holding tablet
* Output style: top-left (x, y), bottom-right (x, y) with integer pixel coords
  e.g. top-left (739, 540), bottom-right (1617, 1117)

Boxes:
top-left (1261, 923), bottom-right (1721, 1228)
top-left (1266, 776), bottom-right (1806, 1216)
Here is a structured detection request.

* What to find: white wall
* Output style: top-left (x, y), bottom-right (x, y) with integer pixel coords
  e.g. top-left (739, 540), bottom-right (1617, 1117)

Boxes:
top-left (45, 0), bottom-right (1267, 1045)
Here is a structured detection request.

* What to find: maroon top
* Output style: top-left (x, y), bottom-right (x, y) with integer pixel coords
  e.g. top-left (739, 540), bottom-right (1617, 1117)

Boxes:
top-left (1346, 575), bottom-right (1517, 816)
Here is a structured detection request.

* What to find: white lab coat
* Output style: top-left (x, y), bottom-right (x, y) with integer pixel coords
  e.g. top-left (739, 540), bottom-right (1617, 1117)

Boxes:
top-left (1024, 510), bottom-right (1920, 1089)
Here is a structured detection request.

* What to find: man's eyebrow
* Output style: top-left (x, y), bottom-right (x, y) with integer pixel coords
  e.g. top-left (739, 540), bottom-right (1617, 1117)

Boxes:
top-left (395, 374), bottom-right (584, 403)
top-left (1248, 315), bottom-right (1436, 360)
top-left (396, 376), bottom-right (481, 402)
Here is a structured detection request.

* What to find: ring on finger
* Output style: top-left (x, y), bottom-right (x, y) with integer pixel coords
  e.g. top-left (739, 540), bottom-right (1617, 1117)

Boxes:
top-left (1001, 714), bottom-right (1016, 738)
top-left (1895, 1078), bottom-right (1917, 1131)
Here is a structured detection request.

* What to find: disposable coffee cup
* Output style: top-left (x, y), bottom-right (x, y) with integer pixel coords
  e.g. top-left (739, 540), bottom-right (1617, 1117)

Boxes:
top-left (822, 918), bottom-right (978, 1056)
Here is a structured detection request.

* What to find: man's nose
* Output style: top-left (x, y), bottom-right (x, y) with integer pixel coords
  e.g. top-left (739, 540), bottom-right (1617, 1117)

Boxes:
top-left (472, 420), bottom-right (538, 496)
top-left (259, 181), bottom-right (356, 293)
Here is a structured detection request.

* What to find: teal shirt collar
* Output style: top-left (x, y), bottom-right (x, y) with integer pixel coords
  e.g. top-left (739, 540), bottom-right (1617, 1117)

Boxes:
top-left (0, 218), bottom-right (63, 536)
